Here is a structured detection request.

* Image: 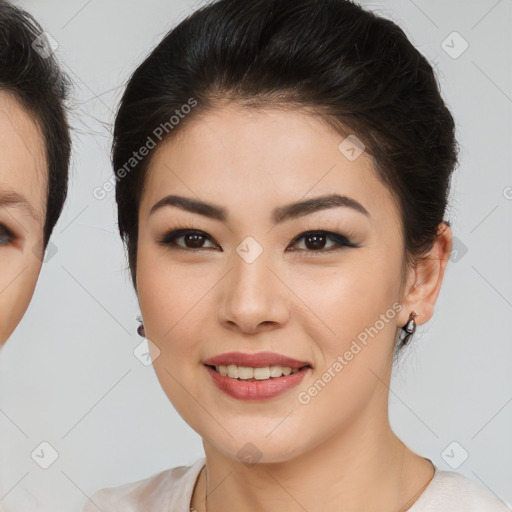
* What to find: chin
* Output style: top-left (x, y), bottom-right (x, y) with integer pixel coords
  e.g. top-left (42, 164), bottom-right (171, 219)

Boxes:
top-left (204, 428), bottom-right (307, 465)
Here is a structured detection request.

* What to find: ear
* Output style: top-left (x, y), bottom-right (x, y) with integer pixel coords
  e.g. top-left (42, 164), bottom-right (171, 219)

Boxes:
top-left (398, 222), bottom-right (453, 327)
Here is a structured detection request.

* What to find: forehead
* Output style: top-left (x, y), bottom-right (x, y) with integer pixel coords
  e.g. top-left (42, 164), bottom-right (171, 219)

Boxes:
top-left (143, 105), bottom-right (399, 226)
top-left (0, 91), bottom-right (47, 224)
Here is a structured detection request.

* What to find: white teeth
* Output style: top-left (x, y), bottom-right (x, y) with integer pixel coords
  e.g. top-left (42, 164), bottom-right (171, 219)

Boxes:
top-left (269, 365), bottom-right (283, 377)
top-left (214, 364), bottom-right (302, 380)
top-left (253, 367), bottom-right (270, 380)
top-left (227, 364), bottom-right (239, 378)
top-left (237, 366), bottom-right (254, 379)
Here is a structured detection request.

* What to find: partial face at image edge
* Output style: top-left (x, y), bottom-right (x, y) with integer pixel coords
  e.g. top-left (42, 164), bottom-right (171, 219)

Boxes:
top-left (0, 91), bottom-right (47, 346)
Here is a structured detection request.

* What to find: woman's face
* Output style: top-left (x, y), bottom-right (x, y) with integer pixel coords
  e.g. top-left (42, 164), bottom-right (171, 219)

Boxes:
top-left (136, 105), bottom-right (417, 463)
top-left (0, 92), bottom-right (46, 345)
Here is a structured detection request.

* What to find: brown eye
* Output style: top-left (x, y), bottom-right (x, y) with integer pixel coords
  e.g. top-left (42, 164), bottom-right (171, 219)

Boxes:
top-left (288, 230), bottom-right (357, 253)
top-left (159, 229), bottom-right (218, 251)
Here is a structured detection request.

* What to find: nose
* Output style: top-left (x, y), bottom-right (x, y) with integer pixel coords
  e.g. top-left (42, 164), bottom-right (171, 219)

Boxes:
top-left (217, 250), bottom-right (291, 335)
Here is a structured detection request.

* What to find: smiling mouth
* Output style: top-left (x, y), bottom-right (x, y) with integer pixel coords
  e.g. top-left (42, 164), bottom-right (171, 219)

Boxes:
top-left (205, 364), bottom-right (311, 381)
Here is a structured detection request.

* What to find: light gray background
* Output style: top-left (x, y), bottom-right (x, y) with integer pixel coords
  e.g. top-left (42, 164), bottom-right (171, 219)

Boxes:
top-left (0, 1), bottom-right (511, 511)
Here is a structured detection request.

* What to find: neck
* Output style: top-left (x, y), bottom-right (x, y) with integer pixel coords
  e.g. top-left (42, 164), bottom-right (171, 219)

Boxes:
top-left (191, 402), bottom-right (434, 512)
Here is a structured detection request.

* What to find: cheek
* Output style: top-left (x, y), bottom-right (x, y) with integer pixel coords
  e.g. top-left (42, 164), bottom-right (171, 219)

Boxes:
top-left (292, 267), bottom-right (401, 436)
top-left (136, 242), bottom-right (210, 368)
top-left (0, 256), bottom-right (41, 344)
top-left (136, 247), bottom-right (208, 433)
top-left (295, 248), bottom-right (403, 401)
top-left (137, 245), bottom-right (197, 338)
top-left (296, 251), bottom-right (401, 333)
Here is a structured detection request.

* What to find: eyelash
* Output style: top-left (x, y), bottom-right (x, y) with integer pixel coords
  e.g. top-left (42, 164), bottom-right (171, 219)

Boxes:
top-left (0, 223), bottom-right (15, 246)
top-left (157, 225), bottom-right (359, 255)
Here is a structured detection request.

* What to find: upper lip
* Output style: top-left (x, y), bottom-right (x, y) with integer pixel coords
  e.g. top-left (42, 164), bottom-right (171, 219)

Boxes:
top-left (203, 351), bottom-right (312, 369)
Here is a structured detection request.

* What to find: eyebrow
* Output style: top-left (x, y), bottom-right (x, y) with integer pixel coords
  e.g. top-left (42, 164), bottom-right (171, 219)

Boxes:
top-left (149, 193), bottom-right (370, 224)
top-left (0, 189), bottom-right (40, 222)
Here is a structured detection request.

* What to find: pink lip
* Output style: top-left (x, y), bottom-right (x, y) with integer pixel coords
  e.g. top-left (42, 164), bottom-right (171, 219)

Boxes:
top-left (203, 351), bottom-right (311, 369)
top-left (204, 365), bottom-right (311, 401)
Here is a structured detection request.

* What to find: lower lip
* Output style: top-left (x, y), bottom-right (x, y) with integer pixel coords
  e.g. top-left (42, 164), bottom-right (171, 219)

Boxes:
top-left (204, 365), bottom-right (311, 400)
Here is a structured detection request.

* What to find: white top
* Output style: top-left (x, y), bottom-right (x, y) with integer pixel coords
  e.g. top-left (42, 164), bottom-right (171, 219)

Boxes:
top-left (82, 457), bottom-right (510, 512)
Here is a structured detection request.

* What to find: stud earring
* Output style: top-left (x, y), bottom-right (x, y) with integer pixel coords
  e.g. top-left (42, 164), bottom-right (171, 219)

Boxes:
top-left (136, 315), bottom-right (145, 338)
top-left (401, 311), bottom-right (417, 346)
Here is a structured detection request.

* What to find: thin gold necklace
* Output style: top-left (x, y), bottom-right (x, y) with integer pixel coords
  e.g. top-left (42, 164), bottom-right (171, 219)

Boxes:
top-left (193, 460), bottom-right (436, 512)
